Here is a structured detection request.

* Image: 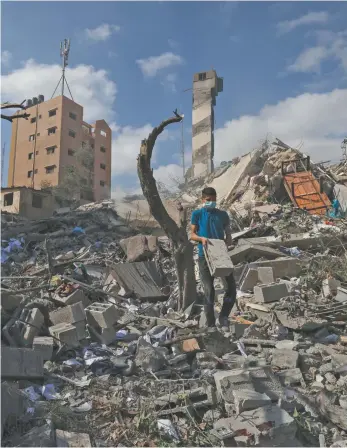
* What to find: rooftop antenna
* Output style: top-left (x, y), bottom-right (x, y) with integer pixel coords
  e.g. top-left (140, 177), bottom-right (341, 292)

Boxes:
top-left (51, 38), bottom-right (74, 100)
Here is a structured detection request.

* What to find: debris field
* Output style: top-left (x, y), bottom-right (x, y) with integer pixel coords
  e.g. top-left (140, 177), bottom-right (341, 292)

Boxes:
top-left (1, 141), bottom-right (347, 447)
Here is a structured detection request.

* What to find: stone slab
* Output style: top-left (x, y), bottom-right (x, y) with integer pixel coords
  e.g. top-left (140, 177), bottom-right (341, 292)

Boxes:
top-left (1, 346), bottom-right (44, 379)
top-left (254, 282), bottom-right (288, 303)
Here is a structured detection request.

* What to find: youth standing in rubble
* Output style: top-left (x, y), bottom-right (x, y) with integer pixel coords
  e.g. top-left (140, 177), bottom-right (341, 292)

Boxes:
top-left (190, 187), bottom-right (237, 331)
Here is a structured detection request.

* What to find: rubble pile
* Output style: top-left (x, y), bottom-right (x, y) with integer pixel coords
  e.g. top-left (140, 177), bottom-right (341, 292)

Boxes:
top-left (2, 150), bottom-right (347, 446)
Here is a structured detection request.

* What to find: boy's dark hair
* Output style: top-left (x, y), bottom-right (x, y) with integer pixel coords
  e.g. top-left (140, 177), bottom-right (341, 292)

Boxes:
top-left (202, 187), bottom-right (217, 198)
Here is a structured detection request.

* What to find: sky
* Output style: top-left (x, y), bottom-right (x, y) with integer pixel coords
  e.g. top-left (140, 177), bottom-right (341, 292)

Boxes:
top-left (1, 1), bottom-right (347, 199)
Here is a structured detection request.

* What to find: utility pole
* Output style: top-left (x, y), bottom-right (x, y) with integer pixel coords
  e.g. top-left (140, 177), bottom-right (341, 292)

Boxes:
top-left (181, 114), bottom-right (185, 181)
top-left (1, 142), bottom-right (5, 187)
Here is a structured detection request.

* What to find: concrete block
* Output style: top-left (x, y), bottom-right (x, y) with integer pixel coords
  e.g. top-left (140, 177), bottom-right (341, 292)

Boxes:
top-left (33, 336), bottom-right (54, 360)
top-left (120, 234), bottom-right (152, 262)
top-left (55, 289), bottom-right (91, 308)
top-left (254, 282), bottom-right (288, 303)
top-left (49, 323), bottom-right (79, 347)
top-left (272, 349), bottom-right (299, 369)
top-left (204, 238), bottom-right (234, 277)
top-left (1, 346), bottom-right (44, 379)
top-left (49, 302), bottom-right (86, 326)
top-left (100, 327), bottom-right (117, 345)
top-left (276, 368), bottom-right (304, 386)
top-left (22, 307), bottom-right (44, 346)
top-left (85, 302), bottom-right (121, 328)
top-left (239, 268), bottom-right (258, 292)
top-left (257, 267), bottom-right (274, 285)
top-left (214, 369), bottom-right (255, 403)
top-left (248, 257), bottom-right (302, 279)
top-left (56, 429), bottom-right (91, 447)
top-left (229, 243), bottom-right (283, 265)
top-left (232, 390), bottom-right (271, 414)
top-left (74, 321), bottom-right (86, 340)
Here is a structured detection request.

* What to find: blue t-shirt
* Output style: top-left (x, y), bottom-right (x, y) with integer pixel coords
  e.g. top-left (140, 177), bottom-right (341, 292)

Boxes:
top-left (191, 208), bottom-right (230, 257)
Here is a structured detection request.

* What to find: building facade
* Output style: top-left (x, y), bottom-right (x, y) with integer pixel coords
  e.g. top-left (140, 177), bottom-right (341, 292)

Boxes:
top-left (192, 70), bottom-right (223, 178)
top-left (1, 187), bottom-right (55, 220)
top-left (7, 95), bottom-right (111, 202)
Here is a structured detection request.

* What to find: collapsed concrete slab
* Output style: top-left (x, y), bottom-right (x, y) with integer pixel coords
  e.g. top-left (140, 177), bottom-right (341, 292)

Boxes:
top-left (109, 261), bottom-right (168, 301)
top-left (276, 310), bottom-right (327, 331)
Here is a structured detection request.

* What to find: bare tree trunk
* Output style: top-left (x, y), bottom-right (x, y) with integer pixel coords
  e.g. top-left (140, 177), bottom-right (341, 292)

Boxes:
top-left (1, 100), bottom-right (30, 122)
top-left (137, 114), bottom-right (196, 310)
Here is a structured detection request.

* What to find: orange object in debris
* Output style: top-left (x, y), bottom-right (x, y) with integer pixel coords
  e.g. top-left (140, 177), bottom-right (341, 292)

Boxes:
top-left (282, 156), bottom-right (331, 215)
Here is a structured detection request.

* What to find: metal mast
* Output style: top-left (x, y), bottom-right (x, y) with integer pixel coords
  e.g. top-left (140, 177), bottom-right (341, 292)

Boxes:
top-left (51, 38), bottom-right (74, 100)
top-left (181, 113), bottom-right (185, 180)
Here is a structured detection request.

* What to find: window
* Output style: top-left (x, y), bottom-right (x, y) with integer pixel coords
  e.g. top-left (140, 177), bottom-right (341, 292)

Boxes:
top-left (100, 180), bottom-right (105, 187)
top-left (69, 112), bottom-right (77, 120)
top-left (28, 170), bottom-right (33, 178)
top-left (34, 169), bottom-right (38, 174)
top-left (32, 194), bottom-right (42, 208)
top-left (69, 129), bottom-right (76, 138)
top-left (45, 165), bottom-right (56, 174)
top-left (198, 72), bottom-right (207, 81)
top-left (68, 149), bottom-right (75, 156)
top-left (48, 127), bottom-right (56, 135)
top-left (4, 193), bottom-right (14, 206)
top-left (100, 163), bottom-right (106, 170)
top-left (30, 117), bottom-right (36, 124)
top-left (46, 146), bottom-right (56, 155)
top-left (36, 151), bottom-right (39, 155)
top-left (28, 153), bottom-right (33, 160)
top-left (39, 114), bottom-right (42, 119)
top-left (100, 130), bottom-right (107, 137)
top-left (100, 146), bottom-right (106, 153)
top-left (48, 109), bottom-right (57, 117)
top-left (29, 134), bottom-right (35, 141)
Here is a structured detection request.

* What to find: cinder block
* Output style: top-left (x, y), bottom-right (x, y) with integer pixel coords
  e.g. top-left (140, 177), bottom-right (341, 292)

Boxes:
top-left (254, 282), bottom-right (288, 303)
top-left (257, 267), bottom-right (274, 285)
top-left (272, 349), bottom-right (299, 370)
top-left (55, 289), bottom-right (91, 308)
top-left (1, 346), bottom-right (44, 379)
top-left (49, 323), bottom-right (79, 347)
top-left (33, 336), bottom-right (54, 360)
top-left (85, 303), bottom-right (122, 328)
top-left (74, 321), bottom-right (86, 340)
top-left (23, 307), bottom-right (44, 346)
top-left (49, 302), bottom-right (86, 326)
top-left (204, 239), bottom-right (234, 277)
top-left (240, 268), bottom-right (258, 292)
top-left (56, 429), bottom-right (91, 447)
top-left (232, 390), bottom-right (271, 414)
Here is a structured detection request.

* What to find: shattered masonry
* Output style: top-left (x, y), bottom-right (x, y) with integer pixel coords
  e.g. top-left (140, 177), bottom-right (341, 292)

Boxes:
top-left (1, 138), bottom-right (347, 447)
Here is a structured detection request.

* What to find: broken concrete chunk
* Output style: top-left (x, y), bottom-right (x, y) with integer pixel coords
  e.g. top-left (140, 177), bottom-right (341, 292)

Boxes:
top-left (322, 278), bottom-right (341, 297)
top-left (272, 349), bottom-right (299, 370)
top-left (23, 307), bottom-right (44, 346)
top-left (331, 354), bottom-right (347, 371)
top-left (49, 302), bottom-right (86, 326)
top-left (239, 268), bottom-right (258, 292)
top-left (233, 390), bottom-right (271, 414)
top-left (275, 311), bottom-right (327, 331)
top-left (1, 346), bottom-right (44, 379)
top-left (33, 336), bottom-right (54, 360)
top-left (55, 289), bottom-right (91, 308)
top-left (254, 282), bottom-right (288, 303)
top-left (203, 238), bottom-right (234, 277)
top-left (85, 302), bottom-right (122, 328)
top-left (120, 234), bottom-right (153, 262)
top-left (229, 243), bottom-right (283, 265)
top-left (9, 422), bottom-right (55, 447)
top-left (214, 369), bottom-right (255, 403)
top-left (257, 267), bottom-right (275, 284)
top-left (276, 368), bottom-right (304, 386)
top-left (335, 286), bottom-right (347, 303)
top-left (56, 429), bottom-right (91, 447)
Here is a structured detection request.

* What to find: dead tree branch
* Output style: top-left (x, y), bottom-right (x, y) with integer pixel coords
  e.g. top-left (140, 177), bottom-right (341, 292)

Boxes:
top-left (1, 100), bottom-right (30, 122)
top-left (137, 114), bottom-right (196, 310)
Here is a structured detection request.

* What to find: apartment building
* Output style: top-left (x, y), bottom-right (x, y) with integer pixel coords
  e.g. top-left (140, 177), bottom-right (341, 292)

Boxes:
top-left (7, 95), bottom-right (112, 202)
